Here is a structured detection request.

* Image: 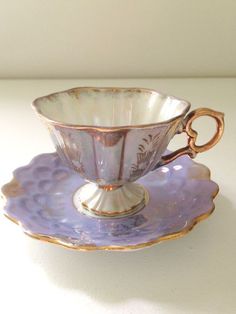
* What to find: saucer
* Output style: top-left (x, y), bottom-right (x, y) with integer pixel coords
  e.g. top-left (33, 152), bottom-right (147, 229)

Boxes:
top-left (1, 153), bottom-right (219, 251)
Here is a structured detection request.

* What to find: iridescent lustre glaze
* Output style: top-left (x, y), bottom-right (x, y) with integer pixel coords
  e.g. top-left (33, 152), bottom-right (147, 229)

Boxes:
top-left (1, 152), bottom-right (219, 251)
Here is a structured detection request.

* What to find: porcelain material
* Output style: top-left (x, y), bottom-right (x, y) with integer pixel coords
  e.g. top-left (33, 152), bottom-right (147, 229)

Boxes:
top-left (32, 87), bottom-right (224, 217)
top-left (1, 152), bottom-right (219, 251)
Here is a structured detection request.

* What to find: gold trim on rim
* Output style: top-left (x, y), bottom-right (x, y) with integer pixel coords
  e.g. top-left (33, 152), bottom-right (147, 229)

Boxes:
top-left (1, 174), bottom-right (219, 251)
top-left (31, 86), bottom-right (191, 131)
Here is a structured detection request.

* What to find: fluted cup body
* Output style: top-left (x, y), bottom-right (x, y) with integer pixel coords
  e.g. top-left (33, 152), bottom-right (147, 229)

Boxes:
top-left (33, 87), bottom-right (189, 188)
top-left (32, 87), bottom-right (203, 217)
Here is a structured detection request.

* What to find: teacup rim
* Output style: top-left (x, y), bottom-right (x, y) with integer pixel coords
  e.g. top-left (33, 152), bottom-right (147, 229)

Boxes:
top-left (32, 86), bottom-right (191, 131)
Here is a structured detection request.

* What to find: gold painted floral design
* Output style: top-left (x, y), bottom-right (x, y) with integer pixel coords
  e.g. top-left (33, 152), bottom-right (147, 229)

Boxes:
top-left (131, 133), bottom-right (161, 178)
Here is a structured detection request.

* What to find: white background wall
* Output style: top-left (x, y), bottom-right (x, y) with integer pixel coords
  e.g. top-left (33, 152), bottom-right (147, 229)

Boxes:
top-left (0, 0), bottom-right (235, 78)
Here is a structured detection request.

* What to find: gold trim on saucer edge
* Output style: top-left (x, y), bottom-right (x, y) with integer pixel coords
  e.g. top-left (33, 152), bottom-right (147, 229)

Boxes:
top-left (1, 170), bottom-right (219, 252)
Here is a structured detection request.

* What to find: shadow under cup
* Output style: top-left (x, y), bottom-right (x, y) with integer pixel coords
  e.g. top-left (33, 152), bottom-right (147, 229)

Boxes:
top-left (32, 87), bottom-right (224, 218)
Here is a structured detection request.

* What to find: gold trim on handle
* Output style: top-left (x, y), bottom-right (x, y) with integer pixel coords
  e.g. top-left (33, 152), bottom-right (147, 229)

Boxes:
top-left (158, 108), bottom-right (224, 167)
top-left (185, 108), bottom-right (224, 153)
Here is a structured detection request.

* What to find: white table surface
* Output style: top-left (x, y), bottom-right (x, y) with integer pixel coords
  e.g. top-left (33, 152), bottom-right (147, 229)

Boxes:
top-left (0, 79), bottom-right (235, 314)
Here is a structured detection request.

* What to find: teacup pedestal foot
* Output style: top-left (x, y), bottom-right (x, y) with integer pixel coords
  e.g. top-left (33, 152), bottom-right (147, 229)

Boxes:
top-left (73, 182), bottom-right (149, 218)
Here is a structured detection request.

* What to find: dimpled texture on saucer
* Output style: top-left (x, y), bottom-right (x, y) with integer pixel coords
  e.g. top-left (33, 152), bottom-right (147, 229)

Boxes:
top-left (2, 153), bottom-right (219, 250)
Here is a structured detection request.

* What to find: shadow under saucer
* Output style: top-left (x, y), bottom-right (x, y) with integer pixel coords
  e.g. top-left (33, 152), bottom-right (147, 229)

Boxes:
top-left (26, 194), bottom-right (236, 312)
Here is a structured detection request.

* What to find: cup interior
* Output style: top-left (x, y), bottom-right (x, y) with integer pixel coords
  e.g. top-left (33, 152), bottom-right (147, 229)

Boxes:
top-left (33, 87), bottom-right (190, 127)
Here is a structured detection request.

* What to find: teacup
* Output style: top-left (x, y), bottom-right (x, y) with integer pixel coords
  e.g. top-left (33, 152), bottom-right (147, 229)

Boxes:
top-left (32, 87), bottom-right (224, 217)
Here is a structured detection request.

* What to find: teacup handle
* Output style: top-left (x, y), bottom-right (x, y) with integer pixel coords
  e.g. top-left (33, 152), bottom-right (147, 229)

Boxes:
top-left (155, 108), bottom-right (224, 168)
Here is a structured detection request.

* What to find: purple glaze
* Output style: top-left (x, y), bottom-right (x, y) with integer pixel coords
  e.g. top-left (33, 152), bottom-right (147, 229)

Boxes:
top-left (48, 119), bottom-right (181, 185)
top-left (2, 153), bottom-right (218, 249)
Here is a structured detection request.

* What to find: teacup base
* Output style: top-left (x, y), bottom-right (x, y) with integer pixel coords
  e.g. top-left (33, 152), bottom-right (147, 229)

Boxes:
top-left (73, 182), bottom-right (149, 218)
